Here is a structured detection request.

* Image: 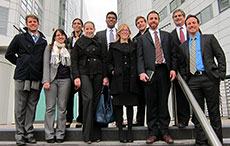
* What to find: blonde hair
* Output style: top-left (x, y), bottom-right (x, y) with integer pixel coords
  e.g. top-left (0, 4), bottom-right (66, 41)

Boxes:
top-left (114, 24), bottom-right (131, 42)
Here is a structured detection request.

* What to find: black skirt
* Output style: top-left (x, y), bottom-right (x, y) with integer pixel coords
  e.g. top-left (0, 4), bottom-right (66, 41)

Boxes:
top-left (112, 92), bottom-right (138, 106)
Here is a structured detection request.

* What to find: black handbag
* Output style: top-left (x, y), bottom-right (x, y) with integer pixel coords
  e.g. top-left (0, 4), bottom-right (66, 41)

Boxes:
top-left (96, 86), bottom-right (115, 124)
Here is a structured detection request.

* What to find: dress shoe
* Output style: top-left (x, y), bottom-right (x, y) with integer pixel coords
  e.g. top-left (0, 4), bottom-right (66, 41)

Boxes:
top-left (46, 139), bottom-right (55, 143)
top-left (75, 122), bottom-right (82, 128)
top-left (26, 137), bottom-right (37, 144)
top-left (66, 122), bottom-right (71, 128)
top-left (146, 136), bottom-right (157, 144)
top-left (56, 139), bottom-right (64, 143)
top-left (163, 134), bottom-right (174, 144)
top-left (16, 139), bottom-right (26, 146)
top-left (85, 141), bottom-right (92, 144)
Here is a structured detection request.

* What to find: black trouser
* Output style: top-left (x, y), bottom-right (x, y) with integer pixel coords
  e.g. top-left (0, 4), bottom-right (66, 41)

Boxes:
top-left (81, 74), bottom-right (103, 142)
top-left (136, 82), bottom-right (145, 125)
top-left (188, 74), bottom-right (223, 145)
top-left (66, 83), bottom-right (83, 123)
top-left (145, 64), bottom-right (171, 137)
top-left (173, 79), bottom-right (190, 125)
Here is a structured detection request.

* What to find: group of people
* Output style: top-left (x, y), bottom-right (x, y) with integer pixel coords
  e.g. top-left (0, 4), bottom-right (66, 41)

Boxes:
top-left (5, 8), bottom-right (226, 146)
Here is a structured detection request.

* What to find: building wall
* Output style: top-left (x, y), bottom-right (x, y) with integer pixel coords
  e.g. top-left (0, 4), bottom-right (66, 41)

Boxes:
top-left (118, 0), bottom-right (230, 74)
top-left (0, 0), bottom-right (85, 124)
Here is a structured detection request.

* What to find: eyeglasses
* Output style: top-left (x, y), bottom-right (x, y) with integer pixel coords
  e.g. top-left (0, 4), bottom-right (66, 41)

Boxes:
top-left (107, 17), bottom-right (116, 20)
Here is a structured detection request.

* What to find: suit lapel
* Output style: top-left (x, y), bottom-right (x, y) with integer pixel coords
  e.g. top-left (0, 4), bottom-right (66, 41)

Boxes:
top-left (200, 35), bottom-right (205, 56)
top-left (146, 31), bottom-right (155, 46)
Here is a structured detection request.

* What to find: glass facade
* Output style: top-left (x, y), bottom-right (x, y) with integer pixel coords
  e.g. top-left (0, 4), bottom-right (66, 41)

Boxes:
top-left (197, 5), bottom-right (213, 24)
top-left (218, 0), bottom-right (230, 12)
top-left (0, 6), bottom-right (9, 35)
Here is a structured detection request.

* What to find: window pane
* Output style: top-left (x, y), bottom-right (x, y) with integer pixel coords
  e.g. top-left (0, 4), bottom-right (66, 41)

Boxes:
top-left (201, 5), bottom-right (213, 24)
top-left (170, 0), bottom-right (177, 12)
top-left (159, 6), bottom-right (167, 20)
top-left (0, 6), bottom-right (8, 35)
top-left (219, 0), bottom-right (230, 12)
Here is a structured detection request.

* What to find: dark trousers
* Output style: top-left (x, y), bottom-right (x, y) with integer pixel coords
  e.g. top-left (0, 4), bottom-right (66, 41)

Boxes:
top-left (80, 74), bottom-right (103, 142)
top-left (144, 64), bottom-right (171, 137)
top-left (114, 105), bottom-right (133, 138)
top-left (188, 74), bottom-right (223, 145)
top-left (66, 83), bottom-right (83, 123)
top-left (136, 82), bottom-right (145, 125)
top-left (173, 79), bottom-right (190, 125)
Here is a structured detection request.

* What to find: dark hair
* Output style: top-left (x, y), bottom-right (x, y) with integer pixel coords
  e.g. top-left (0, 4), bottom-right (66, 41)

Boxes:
top-left (106, 11), bottom-right (117, 20)
top-left (72, 18), bottom-right (83, 26)
top-left (83, 21), bottom-right (95, 29)
top-left (185, 14), bottom-right (200, 25)
top-left (172, 9), bottom-right (186, 18)
top-left (147, 10), bottom-right (160, 20)
top-left (50, 29), bottom-right (68, 48)
top-left (135, 16), bottom-right (146, 26)
top-left (25, 14), bottom-right (39, 24)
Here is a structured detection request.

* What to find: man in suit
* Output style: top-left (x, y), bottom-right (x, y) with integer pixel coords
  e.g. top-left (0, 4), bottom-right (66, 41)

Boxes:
top-left (132, 16), bottom-right (148, 126)
top-left (96, 11), bottom-right (117, 126)
top-left (137, 10), bottom-right (177, 144)
top-left (179, 14), bottom-right (226, 145)
top-left (96, 11), bottom-right (117, 51)
top-left (171, 9), bottom-right (190, 128)
top-left (5, 14), bottom-right (47, 145)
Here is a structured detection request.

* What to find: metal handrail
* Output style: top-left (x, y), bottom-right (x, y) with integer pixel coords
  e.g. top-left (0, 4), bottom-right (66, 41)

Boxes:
top-left (177, 72), bottom-right (222, 146)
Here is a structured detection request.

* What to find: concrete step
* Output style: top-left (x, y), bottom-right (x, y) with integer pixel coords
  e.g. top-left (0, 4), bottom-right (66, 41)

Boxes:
top-left (1, 125), bottom-right (230, 141)
top-left (0, 139), bottom-right (230, 146)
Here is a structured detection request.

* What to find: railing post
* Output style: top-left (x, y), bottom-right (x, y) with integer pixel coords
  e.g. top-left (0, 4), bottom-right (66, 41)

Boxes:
top-left (177, 73), bottom-right (222, 146)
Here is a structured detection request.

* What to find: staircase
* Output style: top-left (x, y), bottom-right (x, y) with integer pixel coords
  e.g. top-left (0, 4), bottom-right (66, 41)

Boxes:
top-left (0, 124), bottom-right (230, 146)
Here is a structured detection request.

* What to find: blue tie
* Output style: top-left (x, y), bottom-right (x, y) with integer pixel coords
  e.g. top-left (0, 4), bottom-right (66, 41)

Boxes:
top-left (33, 35), bottom-right (38, 43)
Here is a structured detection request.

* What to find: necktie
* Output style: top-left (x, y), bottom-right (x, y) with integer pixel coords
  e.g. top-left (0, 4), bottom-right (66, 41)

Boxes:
top-left (190, 37), bottom-right (196, 74)
top-left (154, 31), bottom-right (163, 64)
top-left (33, 34), bottom-right (38, 43)
top-left (180, 27), bottom-right (185, 43)
top-left (109, 29), bottom-right (114, 42)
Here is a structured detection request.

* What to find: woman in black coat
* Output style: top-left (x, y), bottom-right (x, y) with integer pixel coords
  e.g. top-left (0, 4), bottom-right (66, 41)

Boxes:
top-left (108, 24), bottom-right (140, 143)
top-left (71, 21), bottom-right (109, 144)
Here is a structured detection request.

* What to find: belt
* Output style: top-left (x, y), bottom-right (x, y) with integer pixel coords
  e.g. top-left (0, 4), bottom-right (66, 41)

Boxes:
top-left (193, 71), bottom-right (205, 76)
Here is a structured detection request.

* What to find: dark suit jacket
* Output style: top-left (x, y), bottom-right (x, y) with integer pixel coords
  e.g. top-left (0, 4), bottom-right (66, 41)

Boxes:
top-left (179, 34), bottom-right (226, 83)
top-left (171, 28), bottom-right (189, 71)
top-left (137, 30), bottom-right (177, 75)
top-left (96, 29), bottom-right (108, 52)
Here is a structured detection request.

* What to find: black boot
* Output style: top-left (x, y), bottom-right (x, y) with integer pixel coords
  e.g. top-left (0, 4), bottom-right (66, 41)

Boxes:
top-left (119, 129), bottom-right (127, 143)
top-left (126, 106), bottom-right (134, 142)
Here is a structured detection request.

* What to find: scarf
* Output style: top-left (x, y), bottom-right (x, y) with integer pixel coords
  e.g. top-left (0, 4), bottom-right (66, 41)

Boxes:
top-left (50, 41), bottom-right (71, 67)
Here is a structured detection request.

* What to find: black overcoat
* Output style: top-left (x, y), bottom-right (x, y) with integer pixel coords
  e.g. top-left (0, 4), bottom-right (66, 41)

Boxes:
top-left (108, 40), bottom-right (140, 95)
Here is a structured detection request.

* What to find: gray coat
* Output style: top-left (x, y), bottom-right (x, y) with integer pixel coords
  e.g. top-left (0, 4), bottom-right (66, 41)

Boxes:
top-left (42, 45), bottom-right (71, 83)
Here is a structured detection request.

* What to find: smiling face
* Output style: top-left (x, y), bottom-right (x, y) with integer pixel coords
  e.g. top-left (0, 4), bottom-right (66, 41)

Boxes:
top-left (147, 12), bottom-right (160, 31)
top-left (186, 17), bottom-right (200, 37)
top-left (84, 22), bottom-right (95, 38)
top-left (173, 11), bottom-right (185, 27)
top-left (26, 17), bottom-right (39, 33)
top-left (72, 19), bottom-right (83, 32)
top-left (136, 17), bottom-right (147, 32)
top-left (54, 31), bottom-right (66, 44)
top-left (106, 14), bottom-right (117, 29)
top-left (118, 25), bottom-right (130, 40)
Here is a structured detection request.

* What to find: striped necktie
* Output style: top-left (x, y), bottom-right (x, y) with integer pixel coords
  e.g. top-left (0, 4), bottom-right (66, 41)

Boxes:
top-left (190, 37), bottom-right (196, 74)
top-left (154, 31), bottom-right (163, 64)
top-left (33, 34), bottom-right (38, 43)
